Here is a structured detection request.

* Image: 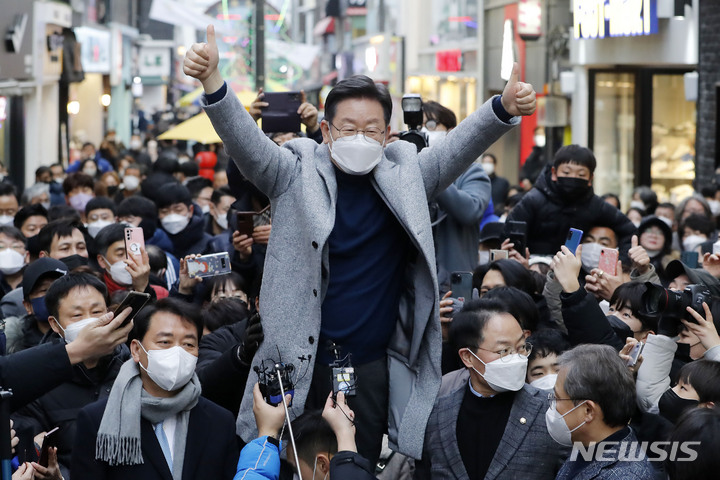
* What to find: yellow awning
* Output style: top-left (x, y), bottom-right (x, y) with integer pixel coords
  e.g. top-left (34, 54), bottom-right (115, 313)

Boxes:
top-left (157, 112), bottom-right (222, 144)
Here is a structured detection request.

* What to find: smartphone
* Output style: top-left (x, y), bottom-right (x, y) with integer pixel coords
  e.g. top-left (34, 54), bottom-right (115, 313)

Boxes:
top-left (125, 227), bottom-right (145, 258)
top-left (490, 249), bottom-right (509, 262)
top-left (236, 212), bottom-right (255, 236)
top-left (598, 248), bottom-right (619, 276)
top-left (565, 228), bottom-right (584, 254)
top-left (187, 252), bottom-right (232, 279)
top-left (681, 250), bottom-right (699, 269)
top-left (504, 221), bottom-right (527, 255)
top-left (261, 92), bottom-right (302, 133)
top-left (114, 291), bottom-right (152, 328)
top-left (450, 271), bottom-right (474, 302)
top-left (626, 342), bottom-right (645, 367)
top-left (38, 427), bottom-right (60, 468)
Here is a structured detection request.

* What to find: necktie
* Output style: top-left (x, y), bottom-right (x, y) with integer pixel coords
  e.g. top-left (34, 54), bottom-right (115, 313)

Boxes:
top-left (154, 422), bottom-right (172, 471)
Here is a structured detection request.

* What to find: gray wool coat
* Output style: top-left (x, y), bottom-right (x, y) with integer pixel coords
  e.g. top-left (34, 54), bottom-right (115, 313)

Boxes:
top-left (202, 86), bottom-right (518, 459)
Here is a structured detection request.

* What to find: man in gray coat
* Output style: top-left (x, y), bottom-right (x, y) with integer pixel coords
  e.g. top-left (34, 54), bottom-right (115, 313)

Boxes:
top-left (183, 25), bottom-right (536, 462)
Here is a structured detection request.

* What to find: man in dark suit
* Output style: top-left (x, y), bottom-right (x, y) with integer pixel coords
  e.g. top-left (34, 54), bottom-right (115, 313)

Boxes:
top-left (415, 298), bottom-right (565, 480)
top-left (71, 298), bottom-right (239, 480)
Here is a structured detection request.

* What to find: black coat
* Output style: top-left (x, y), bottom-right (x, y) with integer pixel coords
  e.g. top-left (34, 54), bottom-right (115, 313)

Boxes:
top-left (560, 288), bottom-right (625, 351)
top-left (165, 208), bottom-right (214, 258)
top-left (508, 166), bottom-right (637, 256)
top-left (71, 396), bottom-right (239, 480)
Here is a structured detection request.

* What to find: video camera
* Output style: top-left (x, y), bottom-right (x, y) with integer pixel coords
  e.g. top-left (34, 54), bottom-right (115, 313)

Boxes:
top-left (396, 94), bottom-right (428, 152)
top-left (255, 361), bottom-right (295, 407)
top-left (639, 282), bottom-right (713, 324)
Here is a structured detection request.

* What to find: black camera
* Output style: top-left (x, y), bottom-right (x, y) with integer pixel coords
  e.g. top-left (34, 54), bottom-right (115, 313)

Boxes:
top-left (396, 94), bottom-right (428, 152)
top-left (640, 282), bottom-right (712, 323)
top-left (327, 342), bottom-right (357, 398)
top-left (255, 362), bottom-right (295, 406)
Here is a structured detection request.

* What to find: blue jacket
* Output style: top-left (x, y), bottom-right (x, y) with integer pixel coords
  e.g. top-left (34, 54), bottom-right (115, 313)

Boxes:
top-left (234, 436), bottom-right (281, 480)
top-left (66, 154), bottom-right (114, 173)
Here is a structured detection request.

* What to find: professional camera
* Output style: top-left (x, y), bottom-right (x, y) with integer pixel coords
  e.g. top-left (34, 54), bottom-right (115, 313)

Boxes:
top-left (639, 282), bottom-right (713, 323)
top-left (396, 94), bottom-right (428, 152)
top-left (255, 361), bottom-right (296, 407)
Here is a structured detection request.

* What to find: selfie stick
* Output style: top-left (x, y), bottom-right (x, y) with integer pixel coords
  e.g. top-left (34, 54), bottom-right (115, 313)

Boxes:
top-left (276, 367), bottom-right (302, 480)
top-left (0, 389), bottom-right (13, 480)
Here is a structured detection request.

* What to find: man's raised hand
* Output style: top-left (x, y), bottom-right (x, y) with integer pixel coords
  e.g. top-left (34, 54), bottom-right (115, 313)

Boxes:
top-left (501, 62), bottom-right (536, 117)
top-left (183, 25), bottom-right (223, 93)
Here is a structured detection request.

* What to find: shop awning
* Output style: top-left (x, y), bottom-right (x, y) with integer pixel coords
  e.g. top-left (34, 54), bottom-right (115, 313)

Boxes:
top-left (157, 112), bottom-right (221, 144)
top-left (314, 16), bottom-right (335, 36)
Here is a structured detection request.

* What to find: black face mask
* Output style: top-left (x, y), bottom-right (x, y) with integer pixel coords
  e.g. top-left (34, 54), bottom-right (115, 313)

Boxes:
top-left (556, 177), bottom-right (590, 201)
top-left (139, 218), bottom-right (157, 240)
top-left (658, 388), bottom-right (698, 424)
top-left (107, 185), bottom-right (119, 197)
top-left (606, 315), bottom-right (634, 340)
top-left (60, 254), bottom-right (89, 271)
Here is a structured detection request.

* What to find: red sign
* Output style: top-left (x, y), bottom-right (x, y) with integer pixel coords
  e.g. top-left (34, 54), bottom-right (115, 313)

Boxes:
top-left (436, 50), bottom-right (462, 72)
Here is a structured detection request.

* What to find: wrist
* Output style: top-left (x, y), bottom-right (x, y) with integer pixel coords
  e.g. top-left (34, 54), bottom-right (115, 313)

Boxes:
top-left (336, 431), bottom-right (357, 453)
top-left (559, 278), bottom-right (580, 294)
top-left (306, 123), bottom-right (319, 134)
top-left (258, 428), bottom-right (279, 439)
top-left (65, 343), bottom-right (85, 365)
top-left (202, 71), bottom-right (224, 95)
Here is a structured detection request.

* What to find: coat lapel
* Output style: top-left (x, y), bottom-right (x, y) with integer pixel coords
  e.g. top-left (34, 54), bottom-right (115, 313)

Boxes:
top-left (180, 404), bottom-right (210, 480)
top-left (141, 420), bottom-right (173, 480)
top-left (484, 386), bottom-right (544, 480)
top-left (438, 390), bottom-right (470, 480)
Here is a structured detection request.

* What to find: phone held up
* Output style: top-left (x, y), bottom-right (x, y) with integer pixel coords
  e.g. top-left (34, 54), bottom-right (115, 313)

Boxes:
top-left (565, 228), bottom-right (583, 254)
top-left (450, 271), bottom-right (473, 302)
top-left (124, 227), bottom-right (145, 258)
top-left (114, 291), bottom-right (152, 328)
top-left (187, 252), bottom-right (232, 279)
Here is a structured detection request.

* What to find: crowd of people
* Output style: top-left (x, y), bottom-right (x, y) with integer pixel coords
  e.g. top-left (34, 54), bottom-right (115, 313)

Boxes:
top-left (0, 25), bottom-right (717, 480)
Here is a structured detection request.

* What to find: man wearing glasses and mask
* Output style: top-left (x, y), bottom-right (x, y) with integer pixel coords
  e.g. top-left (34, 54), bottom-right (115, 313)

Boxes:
top-left (184, 26), bottom-right (536, 464)
top-left (416, 299), bottom-right (566, 479)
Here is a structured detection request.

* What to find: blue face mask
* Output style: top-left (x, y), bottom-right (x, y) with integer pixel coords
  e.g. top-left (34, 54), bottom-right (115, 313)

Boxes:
top-left (31, 296), bottom-right (50, 322)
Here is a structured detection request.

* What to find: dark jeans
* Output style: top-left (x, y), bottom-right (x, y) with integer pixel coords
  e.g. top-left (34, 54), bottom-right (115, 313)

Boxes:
top-left (306, 355), bottom-right (389, 467)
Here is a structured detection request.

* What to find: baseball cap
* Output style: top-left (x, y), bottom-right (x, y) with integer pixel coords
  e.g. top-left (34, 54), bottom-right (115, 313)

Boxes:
top-left (22, 258), bottom-right (68, 300)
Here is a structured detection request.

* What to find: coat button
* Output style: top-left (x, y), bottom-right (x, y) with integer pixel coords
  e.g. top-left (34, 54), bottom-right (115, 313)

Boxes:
top-left (312, 241), bottom-right (318, 249)
top-left (313, 289), bottom-right (318, 297)
top-left (308, 336), bottom-right (315, 344)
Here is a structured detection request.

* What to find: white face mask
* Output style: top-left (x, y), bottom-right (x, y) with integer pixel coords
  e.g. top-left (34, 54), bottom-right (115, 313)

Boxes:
top-left (683, 234), bottom-right (706, 252)
top-left (104, 257), bottom-right (132, 286)
top-left (530, 373), bottom-right (558, 390)
top-left (645, 248), bottom-right (662, 258)
top-left (545, 400), bottom-right (587, 446)
top-left (56, 317), bottom-right (99, 343)
top-left (41, 201), bottom-right (51, 211)
top-left (161, 213), bottom-right (190, 235)
top-left (466, 348), bottom-right (528, 393)
top-left (328, 132), bottom-right (384, 176)
top-left (130, 139), bottom-right (143, 150)
top-left (423, 129), bottom-right (447, 146)
top-left (658, 216), bottom-right (673, 228)
top-left (482, 162), bottom-right (495, 175)
top-left (123, 175), bottom-right (140, 191)
top-left (580, 242), bottom-right (604, 271)
top-left (138, 342), bottom-right (198, 391)
top-left (0, 215), bottom-right (14, 227)
top-left (0, 248), bottom-right (25, 275)
top-left (83, 166), bottom-right (98, 177)
top-left (534, 135), bottom-right (546, 148)
top-left (630, 200), bottom-right (646, 211)
top-left (87, 220), bottom-right (114, 238)
top-left (215, 213), bottom-right (228, 230)
top-left (201, 204), bottom-right (211, 215)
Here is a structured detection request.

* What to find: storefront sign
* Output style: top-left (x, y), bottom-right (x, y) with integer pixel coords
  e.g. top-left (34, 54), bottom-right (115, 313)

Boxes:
top-left (74, 26), bottom-right (111, 73)
top-left (347, 0), bottom-right (368, 16)
top-left (138, 45), bottom-right (171, 78)
top-left (573, 0), bottom-right (658, 39)
top-left (436, 50), bottom-right (462, 72)
top-left (518, 0), bottom-right (542, 39)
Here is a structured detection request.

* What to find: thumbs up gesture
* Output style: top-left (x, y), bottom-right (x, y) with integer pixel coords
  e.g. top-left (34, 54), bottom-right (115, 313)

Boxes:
top-left (628, 234), bottom-right (651, 274)
top-left (183, 25), bottom-right (223, 93)
top-left (501, 62), bottom-right (536, 117)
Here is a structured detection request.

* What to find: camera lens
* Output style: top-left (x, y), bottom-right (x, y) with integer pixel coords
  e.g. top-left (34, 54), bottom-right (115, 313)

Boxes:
top-left (641, 283), bottom-right (668, 316)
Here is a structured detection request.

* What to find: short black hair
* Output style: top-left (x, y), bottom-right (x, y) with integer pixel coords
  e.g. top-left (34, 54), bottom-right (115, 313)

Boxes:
top-left (178, 162), bottom-right (199, 178)
top-left (287, 410), bottom-right (338, 466)
top-left (203, 272), bottom-right (248, 304)
top-left (155, 183), bottom-right (192, 209)
top-left (211, 186), bottom-right (234, 204)
top-left (201, 297), bottom-right (249, 333)
top-left (0, 183), bottom-right (18, 203)
top-left (146, 244), bottom-right (167, 273)
top-left (62, 172), bottom-right (95, 195)
top-left (473, 259), bottom-right (539, 296)
top-left (47, 204), bottom-right (81, 223)
top-left (185, 177), bottom-right (213, 199)
top-left (449, 298), bottom-right (520, 355)
top-left (682, 213), bottom-right (715, 237)
top-left (657, 202), bottom-right (675, 212)
top-left (482, 286), bottom-right (540, 332)
top-left (36, 166), bottom-right (52, 178)
top-left (37, 219), bottom-right (86, 254)
top-left (481, 153), bottom-right (497, 164)
top-left (85, 196), bottom-right (117, 216)
top-left (14, 204), bottom-right (48, 231)
top-left (677, 360), bottom-right (720, 404)
top-left (609, 282), bottom-right (658, 333)
top-left (527, 329), bottom-right (570, 363)
top-left (422, 100), bottom-right (457, 129)
top-left (117, 196), bottom-right (158, 221)
top-left (600, 193), bottom-right (621, 211)
top-left (0, 226), bottom-right (26, 246)
top-left (130, 297), bottom-right (203, 343)
top-left (45, 272), bottom-right (108, 319)
top-left (324, 75), bottom-right (392, 126)
top-left (93, 223), bottom-right (125, 257)
top-left (152, 154), bottom-right (179, 174)
top-left (664, 408), bottom-right (720, 479)
top-left (552, 144), bottom-right (597, 174)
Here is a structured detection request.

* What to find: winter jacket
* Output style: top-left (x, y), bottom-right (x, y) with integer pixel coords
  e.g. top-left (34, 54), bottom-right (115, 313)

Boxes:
top-left (560, 288), bottom-right (625, 350)
top-left (507, 166), bottom-right (637, 256)
top-left (203, 84), bottom-right (518, 458)
top-left (163, 209), bottom-right (214, 258)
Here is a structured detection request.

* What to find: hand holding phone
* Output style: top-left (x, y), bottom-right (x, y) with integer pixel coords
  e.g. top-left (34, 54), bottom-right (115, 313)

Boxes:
top-left (186, 252), bottom-right (232, 279)
top-left (450, 271), bottom-right (474, 302)
top-left (598, 248), bottom-right (619, 276)
top-left (38, 427), bottom-right (60, 468)
top-left (565, 228), bottom-right (583, 254)
top-left (113, 291), bottom-right (151, 328)
top-left (261, 92), bottom-right (303, 133)
top-left (625, 342), bottom-right (644, 367)
top-left (125, 227), bottom-right (145, 258)
top-left (490, 249), bottom-right (509, 262)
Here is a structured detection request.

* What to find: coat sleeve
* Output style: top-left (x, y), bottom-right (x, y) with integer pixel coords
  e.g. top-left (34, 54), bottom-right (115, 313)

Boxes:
top-left (435, 167), bottom-right (491, 226)
top-left (561, 288), bottom-right (625, 351)
top-left (71, 405), bottom-right (107, 480)
top-left (416, 96), bottom-right (518, 201)
top-left (233, 437), bottom-right (281, 480)
top-left (202, 84), bottom-right (300, 199)
top-left (636, 334), bottom-right (677, 412)
top-left (542, 272), bottom-right (566, 332)
top-left (329, 451), bottom-right (377, 480)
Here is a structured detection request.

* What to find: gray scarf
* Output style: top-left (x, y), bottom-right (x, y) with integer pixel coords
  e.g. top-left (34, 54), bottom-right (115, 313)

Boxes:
top-left (95, 359), bottom-right (201, 480)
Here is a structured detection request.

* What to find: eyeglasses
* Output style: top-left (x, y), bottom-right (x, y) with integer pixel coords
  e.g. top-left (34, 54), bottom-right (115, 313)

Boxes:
top-left (475, 342), bottom-right (533, 362)
top-left (547, 391), bottom-right (584, 410)
top-left (330, 123), bottom-right (385, 142)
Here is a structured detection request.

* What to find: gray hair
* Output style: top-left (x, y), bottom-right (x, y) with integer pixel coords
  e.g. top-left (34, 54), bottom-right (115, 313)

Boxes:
top-left (558, 344), bottom-right (635, 427)
top-left (21, 182), bottom-right (49, 206)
